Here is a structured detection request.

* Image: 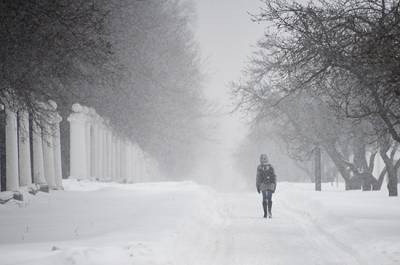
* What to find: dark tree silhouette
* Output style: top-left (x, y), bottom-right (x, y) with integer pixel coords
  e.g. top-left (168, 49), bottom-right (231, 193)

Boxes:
top-left (232, 0), bottom-right (400, 196)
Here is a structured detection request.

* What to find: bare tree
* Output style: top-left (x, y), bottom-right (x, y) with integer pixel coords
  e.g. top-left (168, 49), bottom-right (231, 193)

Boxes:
top-left (101, 0), bottom-right (205, 178)
top-left (0, 0), bottom-right (113, 119)
top-left (251, 0), bottom-right (400, 143)
top-left (233, 0), bottom-right (400, 195)
top-left (1, 0), bottom-right (205, 178)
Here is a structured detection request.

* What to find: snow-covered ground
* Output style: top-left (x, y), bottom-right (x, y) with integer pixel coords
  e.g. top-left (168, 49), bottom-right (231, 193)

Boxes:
top-left (0, 180), bottom-right (399, 265)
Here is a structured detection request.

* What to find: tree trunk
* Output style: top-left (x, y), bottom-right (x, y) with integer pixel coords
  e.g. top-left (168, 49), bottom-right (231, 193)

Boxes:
top-left (360, 172), bottom-right (378, 191)
top-left (377, 167), bottom-right (386, 190)
top-left (323, 144), bottom-right (353, 190)
top-left (379, 150), bottom-right (398, 196)
top-left (386, 164), bottom-right (398, 196)
top-left (315, 147), bottom-right (321, 191)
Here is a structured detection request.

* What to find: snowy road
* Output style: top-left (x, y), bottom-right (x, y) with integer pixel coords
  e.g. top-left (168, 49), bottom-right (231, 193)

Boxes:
top-left (208, 193), bottom-right (364, 265)
top-left (1, 181), bottom-right (399, 265)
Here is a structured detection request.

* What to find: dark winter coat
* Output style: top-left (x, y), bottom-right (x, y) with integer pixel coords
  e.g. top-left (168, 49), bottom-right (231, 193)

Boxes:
top-left (256, 164), bottom-right (276, 192)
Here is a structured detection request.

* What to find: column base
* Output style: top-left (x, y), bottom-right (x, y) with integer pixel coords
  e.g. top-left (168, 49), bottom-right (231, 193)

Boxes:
top-left (0, 191), bottom-right (24, 203)
top-left (13, 191), bottom-right (24, 201)
top-left (0, 192), bottom-right (14, 204)
top-left (39, 185), bottom-right (50, 193)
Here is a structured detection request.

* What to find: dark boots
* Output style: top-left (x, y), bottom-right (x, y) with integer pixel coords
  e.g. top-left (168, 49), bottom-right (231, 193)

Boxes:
top-left (262, 201), bottom-right (268, 218)
top-left (262, 201), bottom-right (273, 218)
top-left (268, 200), bottom-right (272, 218)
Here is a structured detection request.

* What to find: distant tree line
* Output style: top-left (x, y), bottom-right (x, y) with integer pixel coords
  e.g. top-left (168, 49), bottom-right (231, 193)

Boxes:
top-left (0, 0), bottom-right (204, 179)
top-left (233, 122), bottom-right (338, 186)
top-left (233, 0), bottom-right (400, 196)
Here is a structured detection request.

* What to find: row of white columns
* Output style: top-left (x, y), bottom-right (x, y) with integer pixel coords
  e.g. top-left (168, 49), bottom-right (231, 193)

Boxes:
top-left (68, 103), bottom-right (159, 183)
top-left (1, 101), bottom-right (63, 192)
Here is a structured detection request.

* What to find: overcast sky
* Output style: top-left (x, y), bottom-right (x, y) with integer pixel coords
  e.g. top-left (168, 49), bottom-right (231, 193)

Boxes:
top-left (195, 0), bottom-right (264, 99)
top-left (193, 0), bottom-right (265, 187)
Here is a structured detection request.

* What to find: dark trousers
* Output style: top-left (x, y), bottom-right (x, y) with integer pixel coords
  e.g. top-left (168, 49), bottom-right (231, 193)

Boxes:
top-left (261, 190), bottom-right (273, 202)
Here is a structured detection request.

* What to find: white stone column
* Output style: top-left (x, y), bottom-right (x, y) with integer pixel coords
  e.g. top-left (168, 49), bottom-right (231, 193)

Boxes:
top-left (93, 122), bottom-right (99, 180)
top-left (120, 140), bottom-right (127, 182)
top-left (85, 118), bottom-right (93, 179)
top-left (100, 125), bottom-right (107, 180)
top-left (132, 144), bottom-right (139, 182)
top-left (130, 143), bottom-right (136, 182)
top-left (53, 113), bottom-right (63, 189)
top-left (42, 120), bottom-right (56, 189)
top-left (107, 131), bottom-right (111, 180)
top-left (94, 119), bottom-right (103, 180)
top-left (108, 130), bottom-right (113, 180)
top-left (18, 110), bottom-right (32, 187)
top-left (111, 134), bottom-right (117, 180)
top-left (141, 151), bottom-right (147, 181)
top-left (131, 144), bottom-right (137, 181)
top-left (95, 123), bottom-right (102, 180)
top-left (0, 104), bottom-right (3, 192)
top-left (91, 123), bottom-right (98, 180)
top-left (42, 100), bottom-right (61, 189)
top-left (105, 129), bottom-right (111, 181)
top-left (126, 142), bottom-right (132, 182)
top-left (116, 138), bottom-right (121, 181)
top-left (32, 120), bottom-right (46, 185)
top-left (100, 124), bottom-right (106, 180)
top-left (137, 149), bottom-right (144, 182)
top-left (68, 103), bottom-right (88, 180)
top-left (5, 109), bottom-right (19, 191)
top-left (145, 157), bottom-right (150, 181)
top-left (148, 156), bottom-right (155, 180)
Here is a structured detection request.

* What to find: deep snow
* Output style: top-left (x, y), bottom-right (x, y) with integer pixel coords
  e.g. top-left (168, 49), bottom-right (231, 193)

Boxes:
top-left (0, 180), bottom-right (399, 265)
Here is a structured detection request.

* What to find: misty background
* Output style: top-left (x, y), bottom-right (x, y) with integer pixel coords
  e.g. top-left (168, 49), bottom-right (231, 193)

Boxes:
top-left (193, 0), bottom-right (313, 188)
top-left (0, 0), bottom-right (306, 191)
top-left (2, 0), bottom-right (399, 195)
top-left (1, 1), bottom-right (400, 264)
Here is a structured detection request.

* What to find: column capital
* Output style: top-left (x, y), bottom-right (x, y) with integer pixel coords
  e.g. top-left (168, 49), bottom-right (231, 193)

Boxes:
top-left (68, 111), bottom-right (88, 124)
top-left (54, 113), bottom-right (62, 124)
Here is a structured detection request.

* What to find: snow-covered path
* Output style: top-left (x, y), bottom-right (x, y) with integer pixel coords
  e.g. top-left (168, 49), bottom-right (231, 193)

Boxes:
top-left (1, 181), bottom-right (399, 265)
top-left (210, 193), bottom-right (363, 265)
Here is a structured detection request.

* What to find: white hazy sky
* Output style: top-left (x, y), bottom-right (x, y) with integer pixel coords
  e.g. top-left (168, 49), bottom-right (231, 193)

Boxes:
top-left (195, 0), bottom-right (264, 99)
top-left (195, 0), bottom-right (265, 142)
top-left (192, 0), bottom-right (265, 187)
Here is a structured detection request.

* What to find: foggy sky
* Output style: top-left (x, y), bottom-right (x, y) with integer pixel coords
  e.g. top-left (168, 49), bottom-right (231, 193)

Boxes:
top-left (193, 0), bottom-right (265, 188)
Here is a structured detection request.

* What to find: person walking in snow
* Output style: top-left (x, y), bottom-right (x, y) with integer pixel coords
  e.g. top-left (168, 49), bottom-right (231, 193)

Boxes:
top-left (256, 154), bottom-right (277, 218)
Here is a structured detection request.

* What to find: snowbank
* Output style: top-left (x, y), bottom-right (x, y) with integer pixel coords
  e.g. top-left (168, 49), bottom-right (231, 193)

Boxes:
top-left (0, 180), bottom-right (223, 265)
top-left (277, 182), bottom-right (400, 265)
top-left (1, 180), bottom-right (399, 265)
